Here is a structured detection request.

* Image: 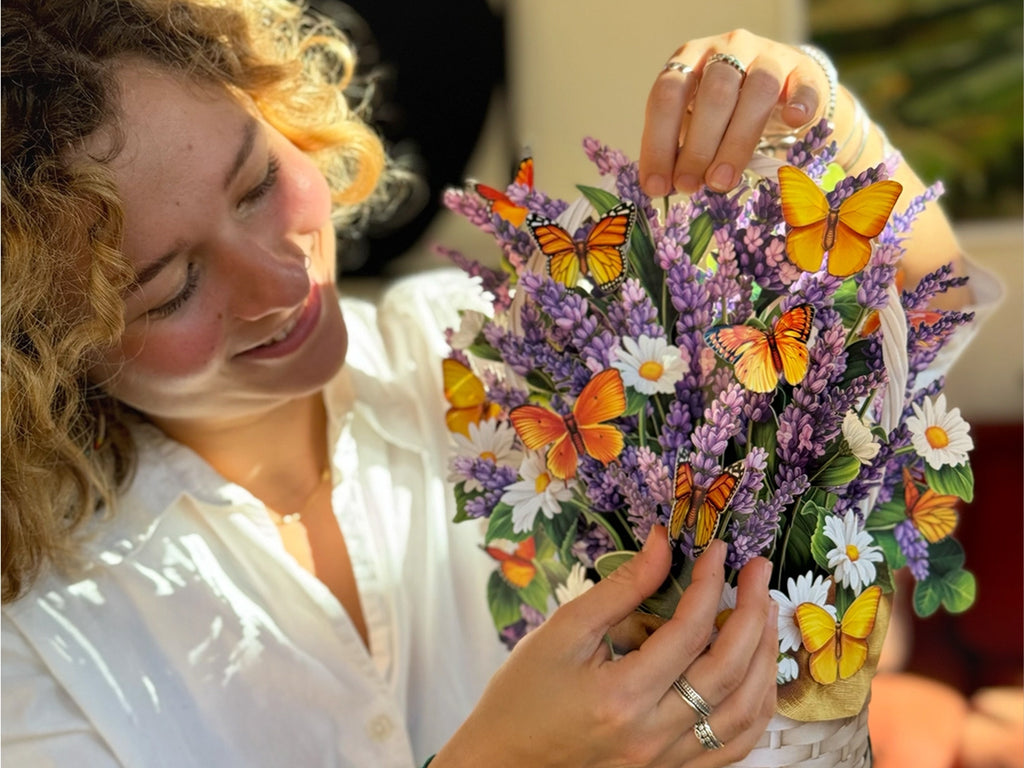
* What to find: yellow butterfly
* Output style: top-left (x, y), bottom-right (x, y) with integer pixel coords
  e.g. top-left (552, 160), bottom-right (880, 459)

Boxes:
top-left (526, 202), bottom-right (635, 292)
top-left (795, 585), bottom-right (882, 685)
top-left (778, 165), bottom-right (902, 277)
top-left (442, 357), bottom-right (501, 437)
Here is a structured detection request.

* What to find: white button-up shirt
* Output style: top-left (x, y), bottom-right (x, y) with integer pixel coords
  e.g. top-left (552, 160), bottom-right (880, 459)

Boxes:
top-left (3, 271), bottom-right (509, 767)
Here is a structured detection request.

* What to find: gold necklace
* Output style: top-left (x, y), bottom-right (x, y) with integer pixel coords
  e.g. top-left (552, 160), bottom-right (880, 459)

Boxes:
top-left (273, 465), bottom-right (332, 526)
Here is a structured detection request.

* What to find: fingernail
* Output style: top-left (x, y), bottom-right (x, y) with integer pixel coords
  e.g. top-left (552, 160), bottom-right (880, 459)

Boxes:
top-left (785, 100), bottom-right (811, 122)
top-left (760, 560), bottom-right (774, 588)
top-left (708, 163), bottom-right (735, 191)
top-left (676, 173), bottom-right (700, 194)
top-left (645, 174), bottom-right (669, 197)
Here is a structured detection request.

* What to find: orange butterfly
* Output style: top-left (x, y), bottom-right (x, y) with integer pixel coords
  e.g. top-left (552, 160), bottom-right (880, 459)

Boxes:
top-left (509, 368), bottom-right (626, 480)
top-left (778, 165), bottom-right (903, 277)
top-left (442, 357), bottom-right (501, 437)
top-left (475, 157), bottom-right (533, 227)
top-left (484, 537), bottom-right (537, 589)
top-left (796, 585), bottom-right (882, 684)
top-left (902, 466), bottom-right (959, 544)
top-left (670, 460), bottom-right (743, 554)
top-left (704, 304), bottom-right (816, 393)
top-left (860, 270), bottom-right (943, 337)
top-left (526, 202), bottom-right (635, 292)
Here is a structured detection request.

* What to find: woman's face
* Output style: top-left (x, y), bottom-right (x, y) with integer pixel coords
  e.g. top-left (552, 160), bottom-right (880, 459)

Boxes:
top-left (87, 64), bottom-right (347, 429)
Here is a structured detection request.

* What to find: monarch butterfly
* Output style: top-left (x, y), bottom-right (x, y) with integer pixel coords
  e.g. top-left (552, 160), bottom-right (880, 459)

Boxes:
top-left (509, 368), bottom-right (626, 480)
top-left (442, 357), bottom-right (501, 437)
top-left (475, 156), bottom-right (533, 227)
top-left (795, 585), bottom-right (882, 685)
top-left (704, 304), bottom-right (816, 393)
top-left (778, 165), bottom-right (902, 277)
top-left (902, 466), bottom-right (959, 544)
top-left (484, 537), bottom-right (537, 589)
top-left (670, 460), bottom-right (744, 554)
top-left (525, 202), bottom-right (635, 293)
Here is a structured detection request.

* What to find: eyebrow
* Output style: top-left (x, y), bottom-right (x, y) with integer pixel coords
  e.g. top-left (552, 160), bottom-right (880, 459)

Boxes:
top-left (133, 244), bottom-right (185, 287)
top-left (222, 116), bottom-right (258, 191)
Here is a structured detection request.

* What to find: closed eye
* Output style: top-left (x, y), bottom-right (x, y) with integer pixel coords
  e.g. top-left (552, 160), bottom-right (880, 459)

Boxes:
top-left (239, 153), bottom-right (280, 207)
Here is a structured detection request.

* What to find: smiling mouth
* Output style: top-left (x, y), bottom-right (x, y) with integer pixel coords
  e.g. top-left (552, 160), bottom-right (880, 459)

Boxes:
top-left (259, 308), bottom-right (303, 348)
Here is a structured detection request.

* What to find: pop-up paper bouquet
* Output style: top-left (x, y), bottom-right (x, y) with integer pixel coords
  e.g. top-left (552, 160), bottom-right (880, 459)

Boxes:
top-left (440, 121), bottom-right (975, 727)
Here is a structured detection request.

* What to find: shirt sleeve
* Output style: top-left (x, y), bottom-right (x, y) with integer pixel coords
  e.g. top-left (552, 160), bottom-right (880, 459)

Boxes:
top-left (2, 615), bottom-right (121, 767)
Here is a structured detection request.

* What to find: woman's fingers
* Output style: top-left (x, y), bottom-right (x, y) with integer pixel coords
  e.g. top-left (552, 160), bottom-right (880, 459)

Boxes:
top-left (640, 30), bottom-right (833, 198)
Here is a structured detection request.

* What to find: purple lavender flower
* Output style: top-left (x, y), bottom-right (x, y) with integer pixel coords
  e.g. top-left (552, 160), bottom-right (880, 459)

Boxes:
top-left (895, 519), bottom-right (930, 581)
top-left (583, 137), bottom-right (631, 176)
top-left (571, 522), bottom-right (616, 568)
top-left (607, 278), bottom-right (663, 339)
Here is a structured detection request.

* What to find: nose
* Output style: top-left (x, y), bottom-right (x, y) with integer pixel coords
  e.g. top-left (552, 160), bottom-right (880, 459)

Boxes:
top-left (227, 236), bottom-right (311, 322)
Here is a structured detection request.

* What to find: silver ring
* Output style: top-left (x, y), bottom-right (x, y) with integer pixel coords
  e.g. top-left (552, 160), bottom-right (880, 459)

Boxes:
top-left (706, 52), bottom-right (746, 78)
top-left (662, 60), bottom-right (695, 77)
top-left (672, 675), bottom-right (713, 717)
top-left (694, 716), bottom-right (725, 750)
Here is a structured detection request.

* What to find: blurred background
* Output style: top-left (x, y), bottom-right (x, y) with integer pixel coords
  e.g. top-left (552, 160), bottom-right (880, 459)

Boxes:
top-left (316, 0), bottom-right (1022, 707)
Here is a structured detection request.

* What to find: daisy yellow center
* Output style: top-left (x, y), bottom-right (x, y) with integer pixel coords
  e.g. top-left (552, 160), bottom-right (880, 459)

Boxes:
top-left (535, 472), bottom-right (551, 494)
top-left (845, 544), bottom-right (860, 562)
top-left (638, 360), bottom-right (664, 381)
top-left (479, 451), bottom-right (497, 462)
top-left (925, 425), bottom-right (950, 449)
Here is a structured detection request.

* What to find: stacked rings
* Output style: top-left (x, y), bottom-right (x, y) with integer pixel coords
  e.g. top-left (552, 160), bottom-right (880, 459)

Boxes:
top-left (706, 52), bottom-right (746, 77)
top-left (672, 675), bottom-right (712, 717)
top-left (694, 716), bottom-right (726, 750)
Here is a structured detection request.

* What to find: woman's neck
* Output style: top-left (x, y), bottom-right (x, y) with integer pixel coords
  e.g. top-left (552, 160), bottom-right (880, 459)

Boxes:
top-left (152, 393), bottom-right (330, 511)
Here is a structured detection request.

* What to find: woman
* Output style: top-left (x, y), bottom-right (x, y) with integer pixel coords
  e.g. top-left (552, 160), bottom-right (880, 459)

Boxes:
top-left (0, 2), bottom-right (979, 767)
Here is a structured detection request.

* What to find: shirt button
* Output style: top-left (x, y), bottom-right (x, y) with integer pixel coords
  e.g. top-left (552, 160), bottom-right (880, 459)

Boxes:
top-left (367, 714), bottom-right (394, 742)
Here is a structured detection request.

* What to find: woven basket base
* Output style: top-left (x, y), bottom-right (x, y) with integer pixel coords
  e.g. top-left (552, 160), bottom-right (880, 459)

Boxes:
top-left (729, 706), bottom-right (871, 768)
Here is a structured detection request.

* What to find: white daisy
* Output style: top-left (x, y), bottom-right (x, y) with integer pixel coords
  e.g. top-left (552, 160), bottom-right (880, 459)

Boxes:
top-left (842, 410), bottom-right (880, 465)
top-left (769, 572), bottom-right (833, 653)
top-left (824, 511), bottom-right (884, 592)
top-left (448, 420), bottom-right (521, 493)
top-left (449, 310), bottom-right (487, 350)
top-left (906, 394), bottom-right (974, 469)
top-left (611, 335), bottom-right (688, 395)
top-left (554, 562), bottom-right (595, 606)
top-left (777, 655), bottom-right (799, 685)
top-left (501, 452), bottom-right (576, 533)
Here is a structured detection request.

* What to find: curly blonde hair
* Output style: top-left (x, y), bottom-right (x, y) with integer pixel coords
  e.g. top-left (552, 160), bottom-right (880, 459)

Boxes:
top-left (1, 0), bottom-right (389, 602)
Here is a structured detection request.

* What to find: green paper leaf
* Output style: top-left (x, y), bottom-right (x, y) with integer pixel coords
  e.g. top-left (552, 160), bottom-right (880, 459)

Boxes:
top-left (808, 502), bottom-right (833, 571)
top-left (812, 454), bottom-right (863, 487)
top-left (832, 278), bottom-right (863, 328)
top-left (487, 571), bottom-right (525, 629)
top-left (872, 529), bottom-right (907, 571)
top-left (518, 568), bottom-right (554, 614)
top-left (787, 500), bottom-right (822, 574)
top-left (538, 507), bottom-right (578, 553)
top-left (595, 550), bottom-right (634, 579)
top-left (687, 212), bottom-right (714, 262)
top-left (466, 341), bottom-right (502, 362)
top-left (485, 502), bottom-right (526, 543)
top-left (576, 185), bottom-right (621, 214)
top-left (749, 413), bottom-right (779, 477)
top-left (838, 339), bottom-right (878, 387)
top-left (925, 461), bottom-right (975, 503)
top-left (453, 482), bottom-right (483, 524)
top-left (912, 578), bottom-right (943, 617)
top-left (624, 388), bottom-right (649, 417)
top-left (866, 499), bottom-right (907, 530)
top-left (928, 536), bottom-right (967, 575)
top-left (939, 568), bottom-right (977, 614)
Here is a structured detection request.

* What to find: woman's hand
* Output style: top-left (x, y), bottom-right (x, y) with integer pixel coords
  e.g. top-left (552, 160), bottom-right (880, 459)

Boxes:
top-left (639, 29), bottom-right (834, 197)
top-left (638, 28), bottom-right (970, 309)
top-left (434, 526), bottom-right (778, 768)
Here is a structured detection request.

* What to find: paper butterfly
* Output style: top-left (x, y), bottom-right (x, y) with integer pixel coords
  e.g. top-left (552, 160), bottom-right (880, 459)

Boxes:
top-left (902, 466), bottom-right (959, 544)
top-left (509, 368), bottom-right (626, 480)
top-left (525, 202), bottom-right (635, 293)
top-left (442, 357), bottom-right (501, 437)
top-left (670, 460), bottom-right (744, 554)
top-left (704, 304), bottom-right (816, 393)
top-left (778, 165), bottom-right (903, 277)
top-left (860, 270), bottom-right (943, 337)
top-left (475, 156), bottom-right (533, 227)
top-left (796, 584), bottom-right (882, 685)
top-left (484, 537), bottom-right (537, 589)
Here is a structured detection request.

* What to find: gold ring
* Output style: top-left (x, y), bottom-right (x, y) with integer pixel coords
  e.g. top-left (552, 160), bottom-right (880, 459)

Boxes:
top-left (706, 52), bottom-right (746, 78)
top-left (694, 716), bottom-right (725, 750)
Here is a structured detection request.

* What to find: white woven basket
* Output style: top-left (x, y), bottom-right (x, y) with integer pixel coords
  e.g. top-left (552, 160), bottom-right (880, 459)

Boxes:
top-left (729, 705), bottom-right (871, 768)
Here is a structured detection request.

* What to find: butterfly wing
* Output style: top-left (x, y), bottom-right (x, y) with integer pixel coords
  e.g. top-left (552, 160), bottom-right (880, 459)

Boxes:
top-left (705, 325), bottom-right (778, 393)
top-left (778, 165), bottom-right (831, 273)
top-left (581, 203), bottom-right (634, 292)
top-left (795, 602), bottom-right (841, 685)
top-left (512, 156), bottom-right (534, 188)
top-left (692, 466), bottom-right (742, 555)
top-left (835, 585), bottom-right (882, 680)
top-left (443, 358), bottom-right (485, 436)
top-left (909, 489), bottom-right (960, 544)
top-left (573, 368), bottom-right (627, 466)
top-left (510, 404), bottom-right (567, 451)
top-left (485, 537), bottom-right (537, 588)
top-left (527, 213), bottom-right (582, 288)
top-left (670, 461), bottom-right (694, 540)
top-left (771, 304), bottom-right (815, 387)
top-left (475, 157), bottom-right (534, 227)
top-left (825, 180), bottom-right (902, 276)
